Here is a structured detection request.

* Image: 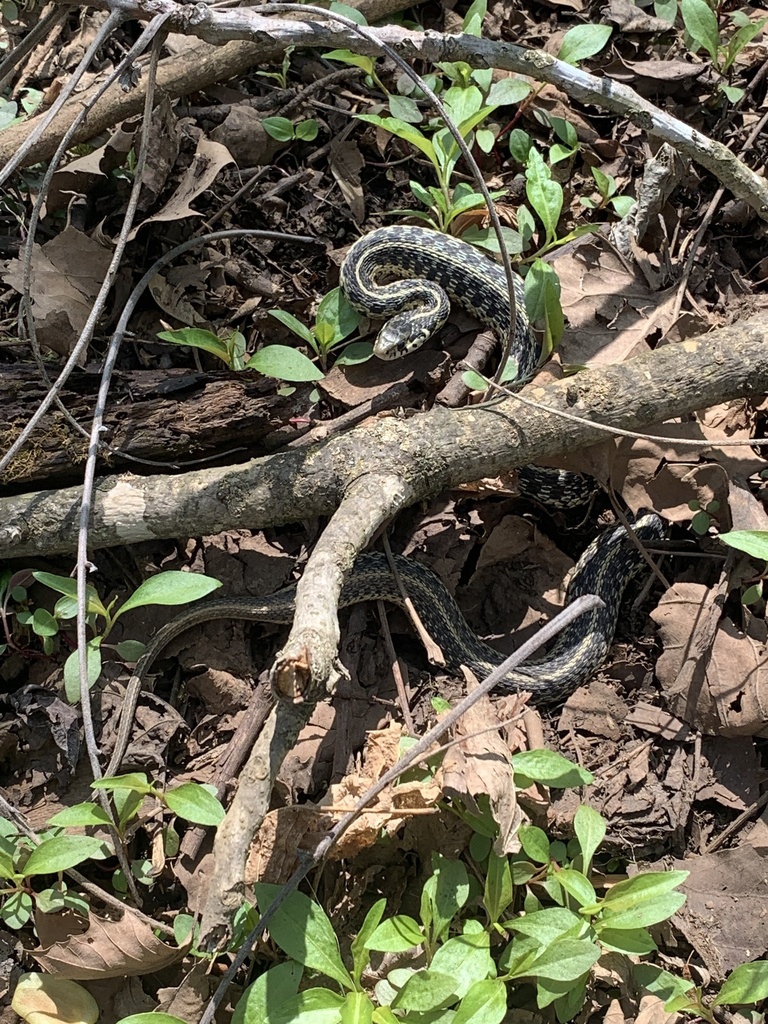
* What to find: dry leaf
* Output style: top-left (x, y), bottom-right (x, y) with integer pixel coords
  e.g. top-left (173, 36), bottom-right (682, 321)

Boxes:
top-left (34, 910), bottom-right (188, 980)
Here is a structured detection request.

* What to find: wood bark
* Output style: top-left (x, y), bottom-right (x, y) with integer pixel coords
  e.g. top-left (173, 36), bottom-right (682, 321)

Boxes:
top-left (2, 314), bottom-right (767, 560)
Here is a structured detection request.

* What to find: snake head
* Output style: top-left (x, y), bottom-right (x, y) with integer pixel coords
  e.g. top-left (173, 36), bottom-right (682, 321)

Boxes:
top-left (373, 285), bottom-right (451, 359)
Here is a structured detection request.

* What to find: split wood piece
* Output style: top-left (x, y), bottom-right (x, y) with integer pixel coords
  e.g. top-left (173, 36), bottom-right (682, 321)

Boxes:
top-left (0, 366), bottom-right (312, 491)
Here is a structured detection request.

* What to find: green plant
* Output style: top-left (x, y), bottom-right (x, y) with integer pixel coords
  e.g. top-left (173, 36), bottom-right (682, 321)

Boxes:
top-left (679, 0), bottom-right (767, 102)
top-left (580, 167), bottom-right (634, 217)
top-left (0, 776), bottom-right (224, 928)
top-left (262, 117), bottom-right (319, 144)
top-left (216, 749), bottom-right (767, 1024)
top-left (26, 569), bottom-right (221, 703)
top-left (158, 286), bottom-right (370, 385)
top-left (719, 528), bottom-right (768, 605)
top-left (268, 286), bottom-right (369, 370)
top-left (687, 497), bottom-right (720, 536)
top-left (0, 88), bottom-right (43, 131)
top-left (256, 45), bottom-right (295, 89)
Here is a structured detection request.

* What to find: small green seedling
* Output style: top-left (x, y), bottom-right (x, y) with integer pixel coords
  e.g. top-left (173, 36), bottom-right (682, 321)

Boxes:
top-left (719, 528), bottom-right (768, 605)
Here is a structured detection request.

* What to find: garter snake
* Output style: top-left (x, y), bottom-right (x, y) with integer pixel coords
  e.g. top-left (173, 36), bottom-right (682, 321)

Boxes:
top-left (105, 515), bottom-right (662, 776)
top-left (105, 227), bottom-right (662, 774)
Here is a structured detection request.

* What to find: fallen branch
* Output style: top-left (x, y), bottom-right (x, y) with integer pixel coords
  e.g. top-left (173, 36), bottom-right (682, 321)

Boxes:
top-left (4, 315), bottom-right (766, 560)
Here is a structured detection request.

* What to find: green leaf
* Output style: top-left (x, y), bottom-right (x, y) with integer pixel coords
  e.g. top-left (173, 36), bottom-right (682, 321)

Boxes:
top-left (422, 855), bottom-right (469, 944)
top-left (32, 572), bottom-right (106, 617)
top-left (232, 962), bottom-right (303, 1024)
top-left (316, 286), bottom-right (362, 342)
top-left (112, 1016), bottom-right (189, 1024)
top-left (598, 926), bottom-right (657, 955)
top-left (524, 258), bottom-right (564, 356)
top-left (63, 639), bottom-right (102, 704)
top-left (23, 835), bottom-right (108, 877)
top-left (31, 608), bottom-right (58, 638)
top-left (92, 772), bottom-right (152, 794)
top-left (366, 914), bottom-right (424, 952)
top-left (115, 639), bottom-right (146, 661)
top-left (718, 82), bottom-right (744, 103)
top-left (609, 195), bottom-right (635, 217)
top-left (324, 49), bottom-right (374, 75)
top-left (390, 970), bottom-right (458, 1012)
top-left (512, 749), bottom-right (593, 787)
top-left (334, 342), bottom-right (374, 366)
top-left (164, 783), bottom-right (225, 825)
top-left (443, 84), bottom-right (484, 128)
top-left (486, 78), bottom-right (532, 107)
top-left (507, 906), bottom-right (584, 945)
top-left (714, 961), bottom-right (768, 1006)
top-left (453, 978), bottom-right (506, 1024)
top-left (462, 0), bottom-right (487, 36)
top-left (295, 119), bottom-right (319, 141)
top-left (1, 890), bottom-right (32, 927)
top-left (430, 933), bottom-right (494, 997)
top-left (352, 899), bottom-right (386, 985)
top-left (519, 825), bottom-right (550, 864)
top-left (339, 991), bottom-right (375, 1024)
top-left (552, 973), bottom-right (588, 1019)
top-left (0, 835), bottom-right (18, 879)
top-left (157, 328), bottom-right (232, 366)
top-left (254, 884), bottom-right (354, 991)
top-left (268, 309), bottom-right (316, 345)
top-left (483, 850), bottom-right (513, 925)
top-left (573, 804), bottom-right (605, 874)
top-left (252, 986), bottom-right (344, 1024)
top-left (600, 870), bottom-right (689, 913)
top-left (633, 964), bottom-right (695, 1007)
top-left (558, 24), bottom-right (613, 65)
top-left (526, 937), bottom-right (601, 982)
top-left (410, 180), bottom-right (433, 207)
top-left (48, 803), bottom-right (112, 828)
top-left (263, 117), bottom-right (295, 142)
top-left (550, 142), bottom-right (576, 165)
top-left (247, 345), bottom-right (324, 382)
top-left (597, 891), bottom-right (687, 930)
top-left (591, 167), bottom-right (615, 198)
top-left (509, 128), bottom-right (532, 164)
top-left (742, 582), bottom-right (764, 605)
top-left (329, 1), bottom-right (368, 25)
top-left (551, 117), bottom-right (578, 148)
top-left (388, 94), bottom-right (422, 124)
top-left (118, 572), bottom-right (221, 616)
top-left (719, 529), bottom-right (768, 560)
top-left (681, 0), bottom-right (720, 61)
top-left (475, 127), bottom-right (496, 154)
top-left (722, 17), bottom-right (767, 71)
top-left (654, 0), bottom-right (678, 22)
top-left (462, 370), bottom-right (489, 392)
top-left (356, 115), bottom-right (436, 165)
top-left (525, 148), bottom-right (562, 243)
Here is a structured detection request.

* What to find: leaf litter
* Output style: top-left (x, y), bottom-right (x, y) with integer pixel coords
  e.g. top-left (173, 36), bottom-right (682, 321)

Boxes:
top-left (1, 0), bottom-right (767, 1015)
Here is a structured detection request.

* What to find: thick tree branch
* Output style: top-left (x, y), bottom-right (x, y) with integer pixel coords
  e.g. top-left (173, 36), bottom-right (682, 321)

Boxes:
top-left (3, 315), bottom-right (768, 561)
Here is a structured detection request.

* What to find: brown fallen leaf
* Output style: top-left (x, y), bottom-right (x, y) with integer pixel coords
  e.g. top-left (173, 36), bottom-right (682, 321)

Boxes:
top-left (34, 910), bottom-right (188, 980)
top-left (2, 226), bottom-right (112, 357)
top-left (671, 846), bottom-right (768, 977)
top-left (128, 137), bottom-right (234, 239)
top-left (651, 582), bottom-right (768, 736)
top-left (441, 685), bottom-right (527, 854)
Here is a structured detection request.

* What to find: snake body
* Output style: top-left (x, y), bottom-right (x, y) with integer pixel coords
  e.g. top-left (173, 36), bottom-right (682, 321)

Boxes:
top-left (107, 516), bottom-right (662, 775)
